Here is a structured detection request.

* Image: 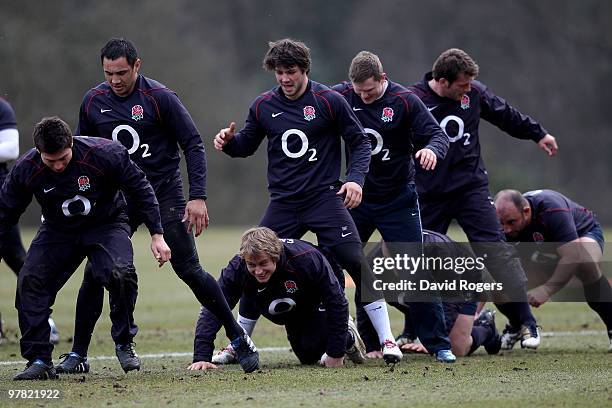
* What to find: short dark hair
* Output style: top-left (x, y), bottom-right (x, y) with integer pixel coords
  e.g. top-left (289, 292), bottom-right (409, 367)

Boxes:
top-left (262, 39), bottom-right (311, 74)
top-left (349, 51), bottom-right (384, 83)
top-left (432, 48), bottom-right (479, 83)
top-left (100, 38), bottom-right (139, 66)
top-left (32, 116), bottom-right (73, 153)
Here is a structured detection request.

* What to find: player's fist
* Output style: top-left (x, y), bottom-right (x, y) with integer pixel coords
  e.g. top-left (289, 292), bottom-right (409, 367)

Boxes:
top-left (214, 122), bottom-right (236, 150)
top-left (415, 148), bottom-right (437, 170)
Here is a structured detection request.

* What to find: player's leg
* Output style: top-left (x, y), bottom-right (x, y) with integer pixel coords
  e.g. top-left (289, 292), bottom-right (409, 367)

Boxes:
top-left (0, 222), bottom-right (61, 345)
top-left (14, 228), bottom-right (83, 380)
top-left (158, 178), bottom-right (258, 372)
top-left (470, 306), bottom-right (502, 355)
top-left (286, 308), bottom-right (364, 365)
top-left (574, 229), bottom-right (612, 349)
top-left (375, 186), bottom-right (453, 361)
top-left (455, 187), bottom-right (539, 349)
top-left (305, 190), bottom-right (401, 363)
top-left (212, 294), bottom-right (260, 365)
top-left (348, 201), bottom-right (381, 356)
top-left (59, 215), bottom-right (144, 373)
top-left (84, 222), bottom-right (140, 373)
top-left (73, 263), bottom-right (105, 353)
top-left (1, 223), bottom-right (26, 276)
top-left (418, 194), bottom-right (454, 235)
top-left (286, 309), bottom-right (331, 365)
top-left (55, 262), bottom-right (103, 374)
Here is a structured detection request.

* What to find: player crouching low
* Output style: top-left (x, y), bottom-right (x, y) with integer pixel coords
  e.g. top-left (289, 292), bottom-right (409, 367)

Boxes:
top-left (188, 227), bottom-right (366, 370)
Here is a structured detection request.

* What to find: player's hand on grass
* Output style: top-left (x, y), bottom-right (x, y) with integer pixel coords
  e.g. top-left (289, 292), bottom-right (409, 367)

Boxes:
top-left (214, 122), bottom-right (236, 150)
top-left (337, 181), bottom-right (362, 209)
top-left (538, 134), bottom-right (558, 156)
top-left (365, 350), bottom-right (383, 359)
top-left (400, 343), bottom-right (428, 354)
top-left (187, 361), bottom-right (218, 370)
top-left (415, 148), bottom-right (437, 170)
top-left (319, 354), bottom-right (344, 368)
top-left (182, 199), bottom-right (209, 237)
top-left (527, 285), bottom-right (553, 307)
top-left (151, 233), bottom-right (171, 267)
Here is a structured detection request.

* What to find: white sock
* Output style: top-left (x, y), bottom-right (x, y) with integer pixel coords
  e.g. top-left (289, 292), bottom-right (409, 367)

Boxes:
top-left (237, 314), bottom-right (258, 337)
top-left (363, 300), bottom-right (394, 344)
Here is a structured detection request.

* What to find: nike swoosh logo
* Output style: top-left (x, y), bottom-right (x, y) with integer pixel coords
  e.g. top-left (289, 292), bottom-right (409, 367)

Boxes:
top-left (341, 232), bottom-right (352, 238)
top-left (352, 107), bottom-right (362, 111)
top-left (271, 112), bottom-right (283, 117)
top-left (427, 106), bottom-right (438, 112)
top-left (101, 108), bottom-right (112, 113)
top-left (43, 187), bottom-right (55, 193)
top-left (257, 287), bottom-right (267, 292)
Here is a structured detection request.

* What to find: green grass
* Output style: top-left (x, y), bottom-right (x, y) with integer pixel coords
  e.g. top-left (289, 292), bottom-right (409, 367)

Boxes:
top-left (0, 227), bottom-right (611, 407)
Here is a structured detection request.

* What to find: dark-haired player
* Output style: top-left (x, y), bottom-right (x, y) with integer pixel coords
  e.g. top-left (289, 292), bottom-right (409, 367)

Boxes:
top-left (56, 38), bottom-right (259, 375)
top-left (495, 189), bottom-right (612, 352)
top-left (214, 39), bottom-right (402, 363)
top-left (332, 51), bottom-right (455, 363)
top-left (189, 227), bottom-right (366, 369)
top-left (1, 117), bottom-right (171, 380)
top-left (409, 48), bottom-right (558, 350)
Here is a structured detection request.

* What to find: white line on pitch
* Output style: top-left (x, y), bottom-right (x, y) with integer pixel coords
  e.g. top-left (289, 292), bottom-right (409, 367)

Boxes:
top-left (0, 331), bottom-right (607, 366)
top-left (0, 347), bottom-right (289, 366)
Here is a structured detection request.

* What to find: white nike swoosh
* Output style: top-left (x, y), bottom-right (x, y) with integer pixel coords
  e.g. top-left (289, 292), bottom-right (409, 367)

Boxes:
top-left (101, 108), bottom-right (112, 113)
top-left (43, 187), bottom-right (55, 193)
top-left (271, 112), bottom-right (283, 117)
top-left (427, 106), bottom-right (438, 112)
top-left (257, 287), bottom-right (267, 292)
top-left (352, 107), bottom-right (362, 111)
top-left (341, 232), bottom-right (352, 238)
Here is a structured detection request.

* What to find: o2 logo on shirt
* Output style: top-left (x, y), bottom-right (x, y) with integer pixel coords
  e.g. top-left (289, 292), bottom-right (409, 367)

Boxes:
top-left (268, 297), bottom-right (297, 315)
top-left (112, 125), bottom-right (152, 159)
top-left (439, 115), bottom-right (471, 146)
top-left (61, 195), bottom-right (92, 217)
top-left (364, 128), bottom-right (390, 161)
top-left (131, 105), bottom-right (144, 121)
top-left (303, 106), bottom-right (316, 121)
top-left (281, 129), bottom-right (317, 161)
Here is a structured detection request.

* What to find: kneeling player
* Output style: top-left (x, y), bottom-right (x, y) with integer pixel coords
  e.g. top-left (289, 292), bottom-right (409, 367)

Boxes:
top-left (367, 230), bottom-right (501, 357)
top-left (495, 189), bottom-right (612, 352)
top-left (189, 227), bottom-right (366, 369)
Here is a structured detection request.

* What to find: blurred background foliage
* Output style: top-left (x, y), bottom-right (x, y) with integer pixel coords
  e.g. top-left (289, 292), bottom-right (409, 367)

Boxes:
top-left (1, 0), bottom-right (610, 225)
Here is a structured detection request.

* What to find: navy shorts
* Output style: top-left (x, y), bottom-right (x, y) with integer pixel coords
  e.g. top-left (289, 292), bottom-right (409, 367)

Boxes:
top-left (583, 222), bottom-right (605, 253)
top-left (260, 187), bottom-right (361, 247)
top-left (420, 185), bottom-right (505, 243)
top-left (350, 184), bottom-right (422, 243)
